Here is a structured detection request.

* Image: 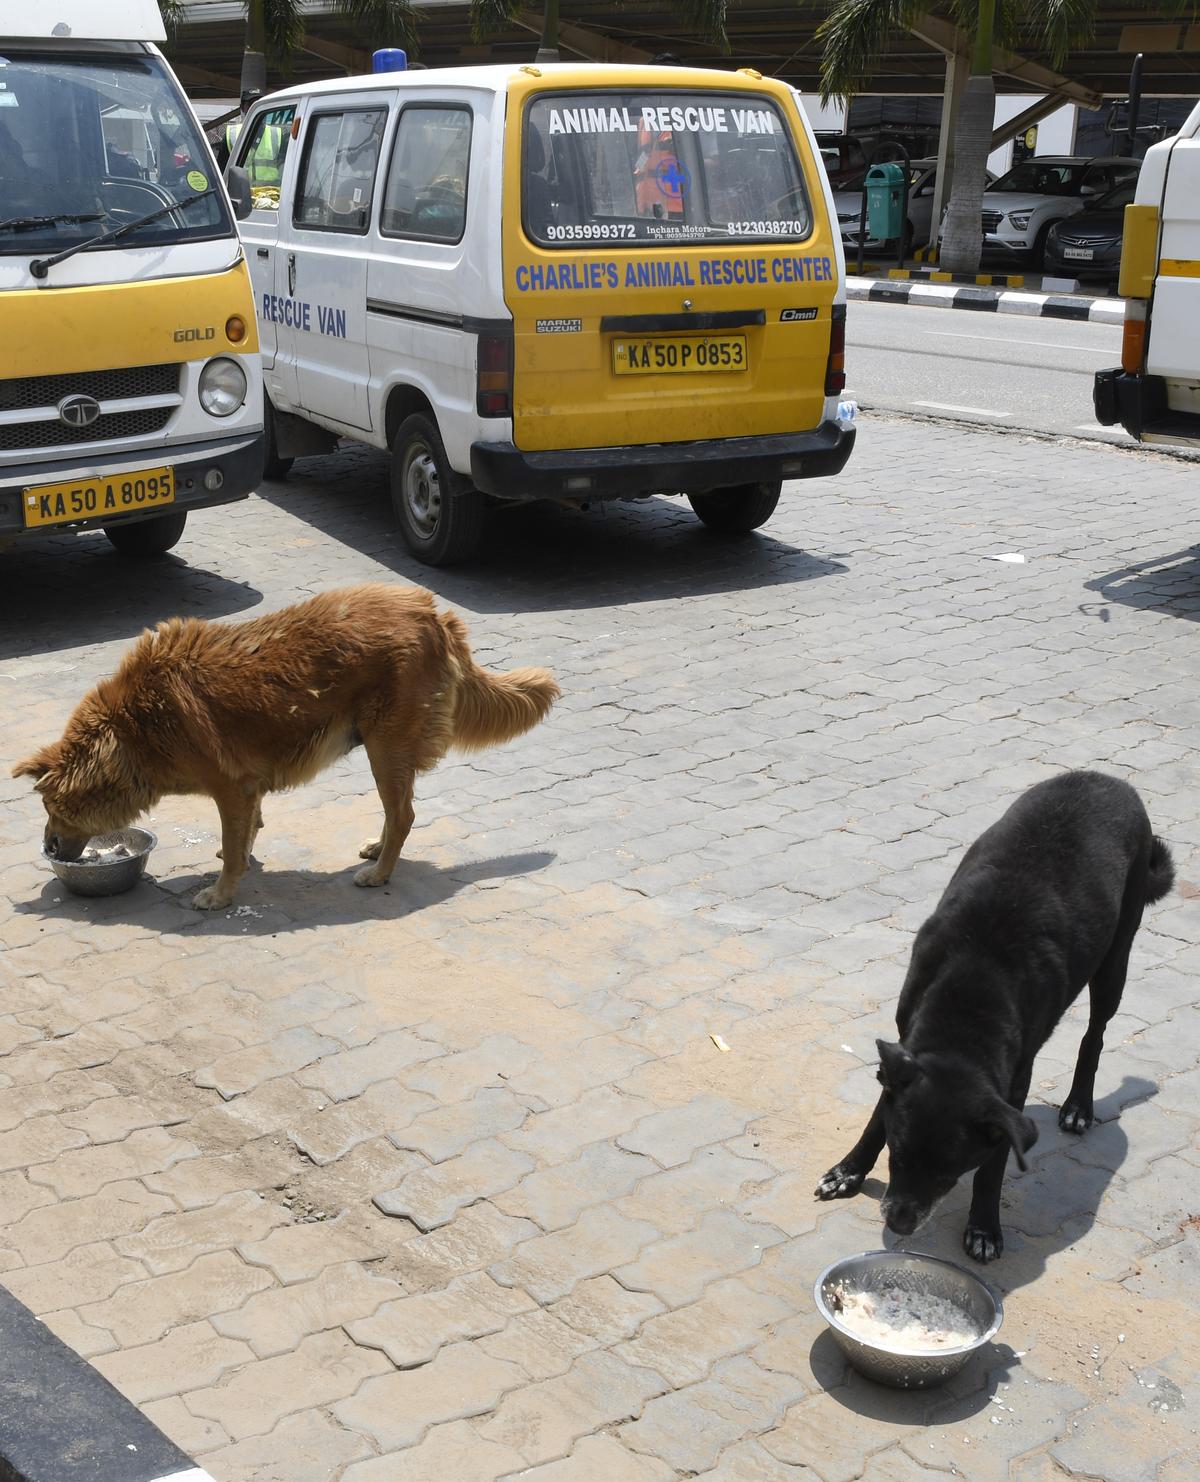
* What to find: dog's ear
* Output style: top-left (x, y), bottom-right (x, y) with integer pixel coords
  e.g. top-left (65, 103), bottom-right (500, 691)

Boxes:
top-left (11, 747), bottom-right (56, 784)
top-left (876, 1039), bottom-right (919, 1092)
top-left (982, 1100), bottom-right (1039, 1172)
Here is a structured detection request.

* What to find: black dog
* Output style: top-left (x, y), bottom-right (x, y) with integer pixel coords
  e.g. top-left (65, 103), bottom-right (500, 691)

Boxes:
top-left (815, 771), bottom-right (1174, 1262)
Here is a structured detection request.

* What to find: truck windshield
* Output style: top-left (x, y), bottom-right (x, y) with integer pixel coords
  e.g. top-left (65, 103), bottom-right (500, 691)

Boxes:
top-left (0, 49), bottom-right (230, 255)
top-left (523, 91), bottom-right (811, 248)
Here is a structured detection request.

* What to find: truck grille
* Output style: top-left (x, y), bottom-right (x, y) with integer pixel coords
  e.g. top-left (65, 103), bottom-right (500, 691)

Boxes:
top-left (0, 363), bottom-right (179, 413)
top-left (0, 363), bottom-right (180, 452)
top-left (981, 210), bottom-right (1004, 234)
top-left (0, 407), bottom-right (174, 453)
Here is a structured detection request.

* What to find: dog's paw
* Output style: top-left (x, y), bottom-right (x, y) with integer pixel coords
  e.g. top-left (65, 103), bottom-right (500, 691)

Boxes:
top-left (1058, 1100), bottom-right (1094, 1135)
top-left (354, 864), bottom-right (391, 888)
top-left (359, 838), bottom-right (383, 861)
top-left (192, 885), bottom-right (234, 911)
top-left (815, 1163), bottom-right (866, 1201)
top-left (963, 1223), bottom-right (1003, 1263)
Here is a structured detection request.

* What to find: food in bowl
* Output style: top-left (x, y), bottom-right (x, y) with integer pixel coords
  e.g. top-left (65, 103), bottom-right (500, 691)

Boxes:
top-left (829, 1282), bottom-right (978, 1351)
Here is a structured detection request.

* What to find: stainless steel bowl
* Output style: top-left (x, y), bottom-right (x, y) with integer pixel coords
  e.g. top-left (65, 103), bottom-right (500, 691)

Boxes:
top-left (45, 827), bottom-right (157, 898)
top-left (814, 1249), bottom-right (1003, 1389)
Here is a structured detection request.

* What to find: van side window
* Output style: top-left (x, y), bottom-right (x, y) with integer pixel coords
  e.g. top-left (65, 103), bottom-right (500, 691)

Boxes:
top-left (234, 105), bottom-right (296, 211)
top-left (294, 109), bottom-right (387, 233)
top-left (381, 106), bottom-right (472, 243)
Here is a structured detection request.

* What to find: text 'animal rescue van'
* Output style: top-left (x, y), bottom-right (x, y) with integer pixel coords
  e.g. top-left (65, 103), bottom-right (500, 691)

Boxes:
top-left (1, 0), bottom-right (263, 556)
top-left (233, 60), bottom-right (855, 564)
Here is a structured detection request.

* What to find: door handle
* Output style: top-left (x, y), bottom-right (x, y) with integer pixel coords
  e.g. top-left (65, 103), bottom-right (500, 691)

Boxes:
top-left (287, 252), bottom-right (297, 296)
top-left (256, 248), bottom-right (269, 259)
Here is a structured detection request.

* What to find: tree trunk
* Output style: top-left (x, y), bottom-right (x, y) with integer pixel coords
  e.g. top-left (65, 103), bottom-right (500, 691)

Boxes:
top-left (536, 0), bottom-right (561, 61)
top-left (240, 0), bottom-right (268, 97)
top-left (939, 0), bottom-right (995, 276)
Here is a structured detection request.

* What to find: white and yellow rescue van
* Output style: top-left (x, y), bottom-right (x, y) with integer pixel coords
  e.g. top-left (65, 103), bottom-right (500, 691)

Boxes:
top-left (1, 0), bottom-right (263, 556)
top-left (231, 59), bottom-right (854, 565)
top-left (1096, 99), bottom-right (1200, 448)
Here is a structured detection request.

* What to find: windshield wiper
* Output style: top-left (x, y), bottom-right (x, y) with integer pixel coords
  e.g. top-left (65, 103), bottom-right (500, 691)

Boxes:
top-left (29, 189), bottom-right (215, 280)
top-left (0, 212), bottom-right (104, 233)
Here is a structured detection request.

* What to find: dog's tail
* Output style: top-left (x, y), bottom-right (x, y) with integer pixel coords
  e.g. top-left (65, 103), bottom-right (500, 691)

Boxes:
top-left (440, 610), bottom-right (559, 753)
top-left (1146, 835), bottom-right (1176, 904)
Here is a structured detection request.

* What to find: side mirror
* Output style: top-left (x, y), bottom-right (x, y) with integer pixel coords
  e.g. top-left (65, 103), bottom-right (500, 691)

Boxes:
top-left (226, 164), bottom-right (253, 220)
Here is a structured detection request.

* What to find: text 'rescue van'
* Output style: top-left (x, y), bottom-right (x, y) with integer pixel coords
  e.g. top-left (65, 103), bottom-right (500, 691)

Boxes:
top-left (1095, 99), bottom-right (1200, 448)
top-left (232, 61), bottom-right (855, 565)
top-left (2, 0), bottom-right (263, 556)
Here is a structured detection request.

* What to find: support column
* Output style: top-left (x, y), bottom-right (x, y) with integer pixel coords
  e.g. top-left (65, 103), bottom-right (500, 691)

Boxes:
top-left (928, 49), bottom-right (968, 259)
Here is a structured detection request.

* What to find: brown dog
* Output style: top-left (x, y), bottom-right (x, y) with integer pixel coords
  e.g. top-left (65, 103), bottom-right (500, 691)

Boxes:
top-left (13, 584), bottom-right (559, 910)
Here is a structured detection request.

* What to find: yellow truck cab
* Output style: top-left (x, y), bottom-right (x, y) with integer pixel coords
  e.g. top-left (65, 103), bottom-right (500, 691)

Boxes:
top-left (233, 58), bottom-right (854, 565)
top-left (1, 0), bottom-right (263, 556)
top-left (1096, 99), bottom-right (1200, 448)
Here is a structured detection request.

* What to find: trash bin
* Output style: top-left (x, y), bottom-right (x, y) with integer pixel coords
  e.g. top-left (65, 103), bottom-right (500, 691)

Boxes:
top-left (865, 162), bottom-right (906, 242)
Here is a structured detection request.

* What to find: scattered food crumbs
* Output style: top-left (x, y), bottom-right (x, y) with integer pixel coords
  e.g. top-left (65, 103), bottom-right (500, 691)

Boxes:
top-left (829, 1283), bottom-right (977, 1350)
top-left (841, 1044), bottom-right (854, 1053)
top-left (710, 1033), bottom-right (731, 1053)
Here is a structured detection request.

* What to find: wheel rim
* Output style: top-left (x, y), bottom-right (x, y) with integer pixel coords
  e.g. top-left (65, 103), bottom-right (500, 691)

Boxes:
top-left (403, 442), bottom-right (441, 539)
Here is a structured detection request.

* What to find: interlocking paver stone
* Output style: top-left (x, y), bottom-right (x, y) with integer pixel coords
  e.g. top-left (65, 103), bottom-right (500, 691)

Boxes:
top-left (496, 1140), bottom-right (657, 1231)
top-left (498, 1432), bottom-right (677, 1481)
top-left (195, 1026), bottom-right (340, 1100)
top-left (616, 1096), bottom-right (755, 1168)
top-left (186, 1328), bottom-right (391, 1441)
top-left (340, 1419), bottom-right (526, 1482)
top-left (211, 1259), bottom-right (400, 1356)
top-left (297, 1029), bottom-right (444, 1102)
top-left (115, 1190), bottom-right (290, 1275)
top-left (237, 1215), bottom-right (385, 1283)
top-left (613, 1211), bottom-right (786, 1308)
top-left (489, 1205), bottom-right (660, 1304)
top-left (389, 1087), bottom-right (532, 1163)
top-left (479, 1349), bottom-right (670, 1465)
top-left (375, 1137), bottom-right (534, 1230)
top-left (346, 1270), bottom-right (535, 1367)
top-left (333, 1341), bottom-right (527, 1451)
top-left (93, 1320), bottom-right (254, 1405)
top-left (79, 1250), bottom-right (274, 1347)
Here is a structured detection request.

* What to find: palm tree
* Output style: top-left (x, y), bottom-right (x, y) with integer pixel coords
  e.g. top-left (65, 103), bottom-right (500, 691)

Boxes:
top-left (814, 1), bottom-right (1100, 275)
top-left (160, 1), bottom-right (418, 96)
top-left (469, 0), bottom-right (730, 62)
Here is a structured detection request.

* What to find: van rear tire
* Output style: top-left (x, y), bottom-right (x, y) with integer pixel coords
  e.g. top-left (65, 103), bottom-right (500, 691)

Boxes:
top-left (391, 413), bottom-right (486, 566)
top-left (263, 397), bottom-right (294, 481)
top-left (104, 510), bottom-right (187, 557)
top-left (688, 480), bottom-right (781, 534)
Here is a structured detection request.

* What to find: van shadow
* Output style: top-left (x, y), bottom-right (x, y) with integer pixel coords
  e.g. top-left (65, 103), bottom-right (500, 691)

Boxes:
top-left (1085, 546), bottom-right (1200, 623)
top-left (18, 849), bottom-right (556, 936)
top-left (0, 532), bottom-right (261, 660)
top-left (261, 449), bottom-right (848, 615)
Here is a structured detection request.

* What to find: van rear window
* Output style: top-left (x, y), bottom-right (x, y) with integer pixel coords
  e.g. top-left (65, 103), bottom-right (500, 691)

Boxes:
top-left (523, 92), bottom-right (811, 248)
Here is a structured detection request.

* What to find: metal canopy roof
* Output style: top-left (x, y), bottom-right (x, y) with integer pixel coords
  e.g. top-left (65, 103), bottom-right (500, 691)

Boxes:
top-left (166, 2), bottom-right (1200, 103)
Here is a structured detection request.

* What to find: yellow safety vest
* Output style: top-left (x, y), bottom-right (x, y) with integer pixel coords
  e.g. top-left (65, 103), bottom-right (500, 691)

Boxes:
top-left (227, 121), bottom-right (282, 184)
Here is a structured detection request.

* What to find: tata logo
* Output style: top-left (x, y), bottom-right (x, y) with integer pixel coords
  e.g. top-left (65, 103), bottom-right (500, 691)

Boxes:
top-left (173, 327), bottom-right (216, 342)
top-left (57, 394), bottom-right (101, 429)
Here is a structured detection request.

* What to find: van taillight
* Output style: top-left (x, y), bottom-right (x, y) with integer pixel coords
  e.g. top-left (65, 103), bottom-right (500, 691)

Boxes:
top-left (477, 331), bottom-right (513, 417)
top-left (825, 304), bottom-right (846, 395)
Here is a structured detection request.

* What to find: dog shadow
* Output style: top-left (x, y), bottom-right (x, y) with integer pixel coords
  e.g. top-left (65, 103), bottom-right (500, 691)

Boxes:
top-left (0, 538), bottom-right (261, 660)
top-left (877, 1075), bottom-right (1157, 1297)
top-left (19, 850), bottom-right (556, 935)
top-left (259, 449), bottom-right (849, 615)
top-left (809, 1076), bottom-right (1156, 1415)
top-left (1084, 545), bottom-right (1200, 623)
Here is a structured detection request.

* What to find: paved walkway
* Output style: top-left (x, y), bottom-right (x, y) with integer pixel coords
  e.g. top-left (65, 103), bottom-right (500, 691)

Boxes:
top-left (2, 415), bottom-right (1198, 1480)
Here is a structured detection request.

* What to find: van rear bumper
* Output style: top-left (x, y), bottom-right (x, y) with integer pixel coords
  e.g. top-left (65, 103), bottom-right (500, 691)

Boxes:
top-left (470, 421), bottom-right (855, 501)
top-left (1092, 367), bottom-right (1200, 446)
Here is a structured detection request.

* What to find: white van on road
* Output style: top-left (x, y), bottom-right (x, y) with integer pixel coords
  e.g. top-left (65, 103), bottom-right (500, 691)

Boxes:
top-left (231, 61), bottom-right (855, 565)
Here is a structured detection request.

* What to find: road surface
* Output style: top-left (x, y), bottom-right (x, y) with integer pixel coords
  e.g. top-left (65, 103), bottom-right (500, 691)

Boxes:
top-left (845, 298), bottom-right (1130, 443)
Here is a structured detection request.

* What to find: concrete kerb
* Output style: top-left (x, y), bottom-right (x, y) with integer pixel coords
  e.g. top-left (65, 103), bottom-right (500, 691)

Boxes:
top-left (847, 274), bottom-right (1127, 325)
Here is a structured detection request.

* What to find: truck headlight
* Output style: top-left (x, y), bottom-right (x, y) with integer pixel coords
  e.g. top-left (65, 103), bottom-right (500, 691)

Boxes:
top-left (198, 358), bottom-right (247, 417)
top-left (1008, 210), bottom-right (1033, 231)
